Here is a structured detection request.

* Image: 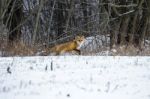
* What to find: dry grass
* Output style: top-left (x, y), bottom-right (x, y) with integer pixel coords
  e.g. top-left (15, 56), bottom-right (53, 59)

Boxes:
top-left (1, 42), bottom-right (150, 56)
top-left (110, 44), bottom-right (150, 56)
top-left (2, 42), bottom-right (37, 56)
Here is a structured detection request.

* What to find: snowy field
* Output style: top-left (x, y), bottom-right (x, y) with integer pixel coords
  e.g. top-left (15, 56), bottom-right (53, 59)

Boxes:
top-left (0, 56), bottom-right (150, 99)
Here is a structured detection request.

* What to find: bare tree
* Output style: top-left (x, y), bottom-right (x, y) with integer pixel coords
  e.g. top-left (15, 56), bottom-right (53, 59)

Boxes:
top-left (3, 0), bottom-right (23, 43)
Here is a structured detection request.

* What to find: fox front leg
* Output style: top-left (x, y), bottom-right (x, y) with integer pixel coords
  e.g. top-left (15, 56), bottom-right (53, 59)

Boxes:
top-left (74, 49), bottom-right (81, 55)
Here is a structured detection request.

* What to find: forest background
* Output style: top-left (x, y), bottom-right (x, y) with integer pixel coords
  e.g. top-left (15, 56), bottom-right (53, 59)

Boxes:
top-left (0, 0), bottom-right (150, 56)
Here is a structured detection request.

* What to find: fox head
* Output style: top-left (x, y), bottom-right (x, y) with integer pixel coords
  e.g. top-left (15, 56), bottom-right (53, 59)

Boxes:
top-left (74, 36), bottom-right (85, 49)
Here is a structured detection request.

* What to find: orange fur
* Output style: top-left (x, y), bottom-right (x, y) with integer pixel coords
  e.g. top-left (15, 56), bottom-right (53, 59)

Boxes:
top-left (50, 36), bottom-right (85, 55)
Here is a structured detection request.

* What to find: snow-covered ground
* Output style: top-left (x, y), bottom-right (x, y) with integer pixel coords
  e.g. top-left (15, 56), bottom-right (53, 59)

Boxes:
top-left (0, 56), bottom-right (150, 99)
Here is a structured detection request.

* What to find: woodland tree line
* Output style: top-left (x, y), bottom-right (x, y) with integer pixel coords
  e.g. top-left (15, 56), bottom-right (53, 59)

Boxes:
top-left (0, 0), bottom-right (150, 55)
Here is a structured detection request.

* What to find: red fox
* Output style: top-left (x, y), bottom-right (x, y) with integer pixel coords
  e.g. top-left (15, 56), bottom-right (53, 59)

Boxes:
top-left (50, 36), bottom-right (85, 55)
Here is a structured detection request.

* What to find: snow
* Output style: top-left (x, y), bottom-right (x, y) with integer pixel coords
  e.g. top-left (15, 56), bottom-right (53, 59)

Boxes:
top-left (0, 56), bottom-right (150, 99)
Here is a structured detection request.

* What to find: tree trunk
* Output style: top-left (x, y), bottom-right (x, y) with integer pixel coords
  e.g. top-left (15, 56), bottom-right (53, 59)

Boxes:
top-left (55, 0), bottom-right (66, 37)
top-left (3, 0), bottom-right (23, 43)
top-left (81, 0), bottom-right (88, 35)
top-left (64, 0), bottom-right (74, 33)
top-left (119, 16), bottom-right (130, 45)
top-left (138, 0), bottom-right (149, 48)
